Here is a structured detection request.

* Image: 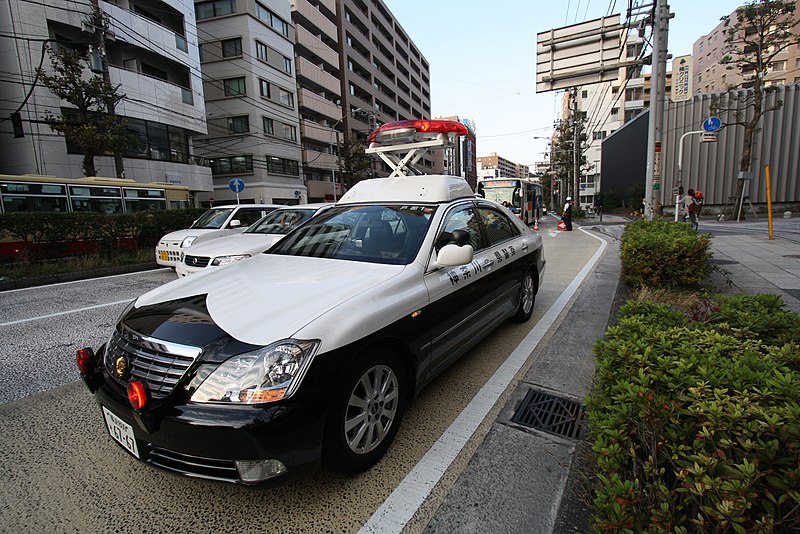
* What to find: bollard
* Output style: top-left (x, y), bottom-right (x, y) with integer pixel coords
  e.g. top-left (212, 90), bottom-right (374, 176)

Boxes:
top-left (784, 211), bottom-right (793, 219)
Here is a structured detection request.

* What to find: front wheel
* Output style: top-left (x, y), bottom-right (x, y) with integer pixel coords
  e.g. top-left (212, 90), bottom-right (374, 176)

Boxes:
top-left (511, 268), bottom-right (537, 323)
top-left (323, 348), bottom-right (407, 474)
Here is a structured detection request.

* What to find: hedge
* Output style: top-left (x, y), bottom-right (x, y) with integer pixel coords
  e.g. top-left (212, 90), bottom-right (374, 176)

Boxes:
top-left (589, 294), bottom-right (800, 532)
top-left (620, 220), bottom-right (713, 288)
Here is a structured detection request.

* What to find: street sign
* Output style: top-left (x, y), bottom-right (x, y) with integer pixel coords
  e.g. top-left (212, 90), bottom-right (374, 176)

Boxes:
top-left (671, 55), bottom-right (693, 103)
top-left (228, 178), bottom-right (245, 193)
top-left (702, 116), bottom-right (722, 133)
top-left (702, 133), bottom-right (717, 142)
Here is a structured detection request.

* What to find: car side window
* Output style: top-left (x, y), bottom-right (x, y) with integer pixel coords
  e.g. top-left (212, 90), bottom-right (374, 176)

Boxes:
top-left (435, 206), bottom-right (485, 252)
top-left (235, 209), bottom-right (267, 227)
top-left (477, 207), bottom-right (520, 246)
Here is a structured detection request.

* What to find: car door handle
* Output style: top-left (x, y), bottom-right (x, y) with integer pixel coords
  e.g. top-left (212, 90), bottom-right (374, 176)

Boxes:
top-left (521, 243), bottom-right (529, 251)
top-left (483, 259), bottom-right (494, 268)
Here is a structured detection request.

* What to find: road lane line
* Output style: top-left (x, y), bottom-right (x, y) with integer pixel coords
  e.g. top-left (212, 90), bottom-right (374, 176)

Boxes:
top-left (0, 268), bottom-right (171, 294)
top-left (359, 228), bottom-right (608, 534)
top-left (0, 299), bottom-right (132, 327)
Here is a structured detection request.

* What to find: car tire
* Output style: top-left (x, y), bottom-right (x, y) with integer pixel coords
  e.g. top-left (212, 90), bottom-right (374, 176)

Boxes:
top-left (323, 348), bottom-right (407, 474)
top-left (511, 267), bottom-right (537, 323)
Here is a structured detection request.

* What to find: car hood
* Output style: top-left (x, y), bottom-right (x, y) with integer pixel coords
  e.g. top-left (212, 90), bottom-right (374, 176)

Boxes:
top-left (160, 228), bottom-right (218, 241)
top-left (135, 254), bottom-right (407, 346)
top-left (183, 233), bottom-right (283, 258)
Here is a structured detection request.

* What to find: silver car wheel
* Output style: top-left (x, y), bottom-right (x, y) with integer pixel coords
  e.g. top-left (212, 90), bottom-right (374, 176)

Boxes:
top-left (344, 364), bottom-right (399, 455)
top-left (522, 273), bottom-right (535, 314)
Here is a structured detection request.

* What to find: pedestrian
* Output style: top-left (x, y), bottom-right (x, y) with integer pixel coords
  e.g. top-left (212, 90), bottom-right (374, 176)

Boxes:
top-left (687, 190), bottom-right (703, 231)
top-left (562, 196), bottom-right (573, 231)
top-left (682, 188), bottom-right (695, 223)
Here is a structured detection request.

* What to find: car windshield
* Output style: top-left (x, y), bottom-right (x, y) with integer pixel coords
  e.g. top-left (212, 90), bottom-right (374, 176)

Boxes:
top-left (269, 204), bottom-right (436, 265)
top-left (244, 208), bottom-right (315, 235)
top-left (190, 208), bottom-right (235, 229)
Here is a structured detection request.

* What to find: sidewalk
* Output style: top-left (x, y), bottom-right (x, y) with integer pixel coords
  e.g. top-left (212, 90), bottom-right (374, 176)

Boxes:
top-left (422, 217), bottom-right (800, 533)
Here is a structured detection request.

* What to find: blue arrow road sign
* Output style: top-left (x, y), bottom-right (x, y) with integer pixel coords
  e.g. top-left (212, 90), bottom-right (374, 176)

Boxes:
top-left (703, 116), bottom-right (722, 133)
top-left (228, 178), bottom-right (245, 193)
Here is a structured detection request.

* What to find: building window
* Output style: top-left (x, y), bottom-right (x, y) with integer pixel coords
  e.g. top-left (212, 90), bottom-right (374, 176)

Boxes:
top-left (770, 60), bottom-right (786, 72)
top-left (223, 77), bottom-right (246, 96)
top-left (228, 115), bottom-right (249, 133)
top-left (267, 156), bottom-right (299, 175)
top-left (255, 2), bottom-right (289, 37)
top-left (610, 107), bottom-right (619, 120)
top-left (278, 87), bottom-right (294, 108)
top-left (211, 155), bottom-right (253, 175)
top-left (141, 63), bottom-right (168, 81)
top-left (221, 38), bottom-right (242, 58)
top-left (195, 0), bottom-right (235, 20)
top-left (256, 41), bottom-right (268, 62)
top-left (581, 90), bottom-right (588, 98)
top-left (259, 78), bottom-right (270, 98)
top-left (279, 122), bottom-right (296, 141)
top-left (283, 56), bottom-right (292, 74)
top-left (263, 117), bottom-right (274, 135)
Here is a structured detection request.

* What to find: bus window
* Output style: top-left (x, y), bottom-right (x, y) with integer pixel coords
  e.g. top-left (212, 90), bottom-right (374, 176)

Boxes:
top-left (69, 185), bottom-right (124, 213)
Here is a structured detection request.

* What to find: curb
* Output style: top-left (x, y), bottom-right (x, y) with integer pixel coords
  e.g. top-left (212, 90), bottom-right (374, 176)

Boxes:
top-left (0, 262), bottom-right (161, 291)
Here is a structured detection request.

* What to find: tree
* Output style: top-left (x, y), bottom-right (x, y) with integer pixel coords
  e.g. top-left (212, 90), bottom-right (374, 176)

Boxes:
top-left (713, 0), bottom-right (800, 219)
top-left (337, 136), bottom-right (371, 190)
top-left (36, 46), bottom-right (130, 177)
top-left (550, 115), bottom-right (589, 204)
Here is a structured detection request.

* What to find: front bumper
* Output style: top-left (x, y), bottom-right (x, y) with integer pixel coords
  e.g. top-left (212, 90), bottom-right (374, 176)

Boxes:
top-left (175, 262), bottom-right (206, 277)
top-left (155, 244), bottom-right (182, 267)
top-left (84, 369), bottom-right (330, 484)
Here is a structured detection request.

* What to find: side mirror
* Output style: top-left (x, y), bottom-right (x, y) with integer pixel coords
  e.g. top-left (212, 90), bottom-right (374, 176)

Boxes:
top-left (229, 219), bottom-right (242, 228)
top-left (450, 229), bottom-right (470, 246)
top-left (436, 243), bottom-right (474, 267)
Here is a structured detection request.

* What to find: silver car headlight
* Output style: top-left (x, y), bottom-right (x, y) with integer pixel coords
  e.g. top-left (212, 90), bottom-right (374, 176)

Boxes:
top-left (211, 254), bottom-right (251, 266)
top-left (190, 339), bottom-right (320, 404)
top-left (180, 236), bottom-right (198, 248)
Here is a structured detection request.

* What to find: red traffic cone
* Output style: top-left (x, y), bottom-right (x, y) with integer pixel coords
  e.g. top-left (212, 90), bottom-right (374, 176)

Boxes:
top-left (533, 218), bottom-right (539, 231)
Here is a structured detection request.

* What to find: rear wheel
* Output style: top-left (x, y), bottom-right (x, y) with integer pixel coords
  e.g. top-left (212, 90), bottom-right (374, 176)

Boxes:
top-left (323, 348), bottom-right (407, 473)
top-left (511, 268), bottom-right (537, 323)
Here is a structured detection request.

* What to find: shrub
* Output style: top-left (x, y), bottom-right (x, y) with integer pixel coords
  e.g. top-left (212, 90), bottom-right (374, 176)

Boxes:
top-left (588, 295), bottom-right (800, 532)
top-left (620, 220), bottom-right (713, 288)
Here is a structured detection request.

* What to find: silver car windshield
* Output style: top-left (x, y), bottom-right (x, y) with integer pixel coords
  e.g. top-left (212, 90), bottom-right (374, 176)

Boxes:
top-left (269, 205), bottom-right (436, 265)
top-left (190, 208), bottom-right (234, 229)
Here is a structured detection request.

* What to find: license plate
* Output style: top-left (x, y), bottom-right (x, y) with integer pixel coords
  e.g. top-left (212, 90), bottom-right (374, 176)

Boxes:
top-left (103, 407), bottom-right (140, 459)
top-left (158, 251), bottom-right (169, 261)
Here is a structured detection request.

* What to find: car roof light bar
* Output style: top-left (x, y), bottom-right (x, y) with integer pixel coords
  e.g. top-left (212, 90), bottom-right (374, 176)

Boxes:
top-left (365, 120), bottom-right (469, 177)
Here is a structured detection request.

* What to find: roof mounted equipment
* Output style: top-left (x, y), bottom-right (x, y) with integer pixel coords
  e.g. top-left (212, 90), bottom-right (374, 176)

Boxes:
top-left (366, 120), bottom-right (469, 177)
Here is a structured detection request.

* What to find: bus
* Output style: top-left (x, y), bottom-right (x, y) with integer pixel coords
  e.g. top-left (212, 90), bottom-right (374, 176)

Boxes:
top-left (477, 177), bottom-right (544, 225)
top-left (0, 175), bottom-right (192, 214)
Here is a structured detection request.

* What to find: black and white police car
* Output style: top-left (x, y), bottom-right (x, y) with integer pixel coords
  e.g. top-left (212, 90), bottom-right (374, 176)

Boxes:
top-left (77, 120), bottom-right (546, 484)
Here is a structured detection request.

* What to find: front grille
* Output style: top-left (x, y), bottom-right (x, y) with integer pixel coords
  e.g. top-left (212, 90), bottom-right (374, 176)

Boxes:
top-left (183, 255), bottom-right (210, 268)
top-left (105, 327), bottom-right (202, 399)
top-left (148, 446), bottom-right (240, 483)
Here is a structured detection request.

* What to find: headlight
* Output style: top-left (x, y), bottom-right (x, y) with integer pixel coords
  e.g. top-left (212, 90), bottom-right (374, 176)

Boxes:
top-left (180, 236), bottom-right (198, 248)
top-left (211, 254), bottom-right (250, 266)
top-left (190, 339), bottom-right (320, 404)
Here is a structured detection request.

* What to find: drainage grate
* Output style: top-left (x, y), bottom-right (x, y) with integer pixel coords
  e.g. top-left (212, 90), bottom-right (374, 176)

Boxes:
top-left (783, 255), bottom-right (800, 260)
top-left (511, 389), bottom-right (585, 439)
top-left (709, 259), bottom-right (739, 265)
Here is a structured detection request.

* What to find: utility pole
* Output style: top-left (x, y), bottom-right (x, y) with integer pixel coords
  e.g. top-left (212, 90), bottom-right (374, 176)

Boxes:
top-left (89, 0), bottom-right (124, 178)
top-left (571, 87), bottom-right (580, 206)
top-left (644, 0), bottom-right (669, 219)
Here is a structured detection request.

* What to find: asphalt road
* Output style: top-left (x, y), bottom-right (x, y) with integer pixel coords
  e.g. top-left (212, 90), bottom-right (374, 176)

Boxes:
top-left (0, 221), bottom-right (602, 533)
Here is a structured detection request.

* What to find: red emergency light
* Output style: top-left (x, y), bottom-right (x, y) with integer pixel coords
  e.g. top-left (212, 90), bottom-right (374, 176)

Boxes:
top-left (367, 119), bottom-right (469, 145)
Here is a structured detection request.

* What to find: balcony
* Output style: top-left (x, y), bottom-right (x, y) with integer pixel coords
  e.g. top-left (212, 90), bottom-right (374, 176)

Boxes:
top-left (296, 56), bottom-right (341, 94)
top-left (298, 88), bottom-right (341, 121)
top-left (293, 0), bottom-right (337, 43)
top-left (302, 148), bottom-right (336, 169)
top-left (300, 119), bottom-right (336, 145)
top-left (102, 1), bottom-right (190, 66)
top-left (296, 25), bottom-right (339, 68)
top-left (111, 67), bottom-right (206, 131)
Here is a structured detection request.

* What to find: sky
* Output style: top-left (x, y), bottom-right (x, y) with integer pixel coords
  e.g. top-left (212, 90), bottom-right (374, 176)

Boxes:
top-left (383, 0), bottom-right (744, 167)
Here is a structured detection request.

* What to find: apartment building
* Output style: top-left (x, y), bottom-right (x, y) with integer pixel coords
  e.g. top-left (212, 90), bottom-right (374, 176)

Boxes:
top-left (193, 0), bottom-right (304, 205)
top-left (0, 0), bottom-right (210, 193)
top-left (477, 153), bottom-right (533, 181)
top-left (431, 115), bottom-right (477, 189)
top-left (693, 0), bottom-right (800, 94)
top-left (292, 0), bottom-right (433, 201)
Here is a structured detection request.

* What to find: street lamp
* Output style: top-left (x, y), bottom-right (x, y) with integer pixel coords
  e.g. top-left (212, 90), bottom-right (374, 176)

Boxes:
top-left (331, 108), bottom-right (361, 202)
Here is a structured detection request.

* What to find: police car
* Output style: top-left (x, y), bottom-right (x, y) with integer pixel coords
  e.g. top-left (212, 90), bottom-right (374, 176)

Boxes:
top-left (77, 120), bottom-right (546, 484)
top-left (175, 204), bottom-right (331, 277)
top-left (155, 204), bottom-right (280, 268)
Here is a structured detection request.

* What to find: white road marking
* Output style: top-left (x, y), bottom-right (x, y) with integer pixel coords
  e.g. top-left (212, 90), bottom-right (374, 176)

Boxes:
top-left (359, 228), bottom-right (608, 534)
top-left (0, 299), bottom-right (133, 327)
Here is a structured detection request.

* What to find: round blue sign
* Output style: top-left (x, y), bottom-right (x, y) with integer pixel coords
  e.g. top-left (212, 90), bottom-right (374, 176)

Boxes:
top-left (702, 116), bottom-right (722, 133)
top-left (228, 178), bottom-right (245, 193)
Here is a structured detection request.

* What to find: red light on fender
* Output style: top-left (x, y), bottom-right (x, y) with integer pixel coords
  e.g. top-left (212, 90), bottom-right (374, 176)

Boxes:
top-left (127, 380), bottom-right (148, 410)
top-left (76, 347), bottom-right (95, 374)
